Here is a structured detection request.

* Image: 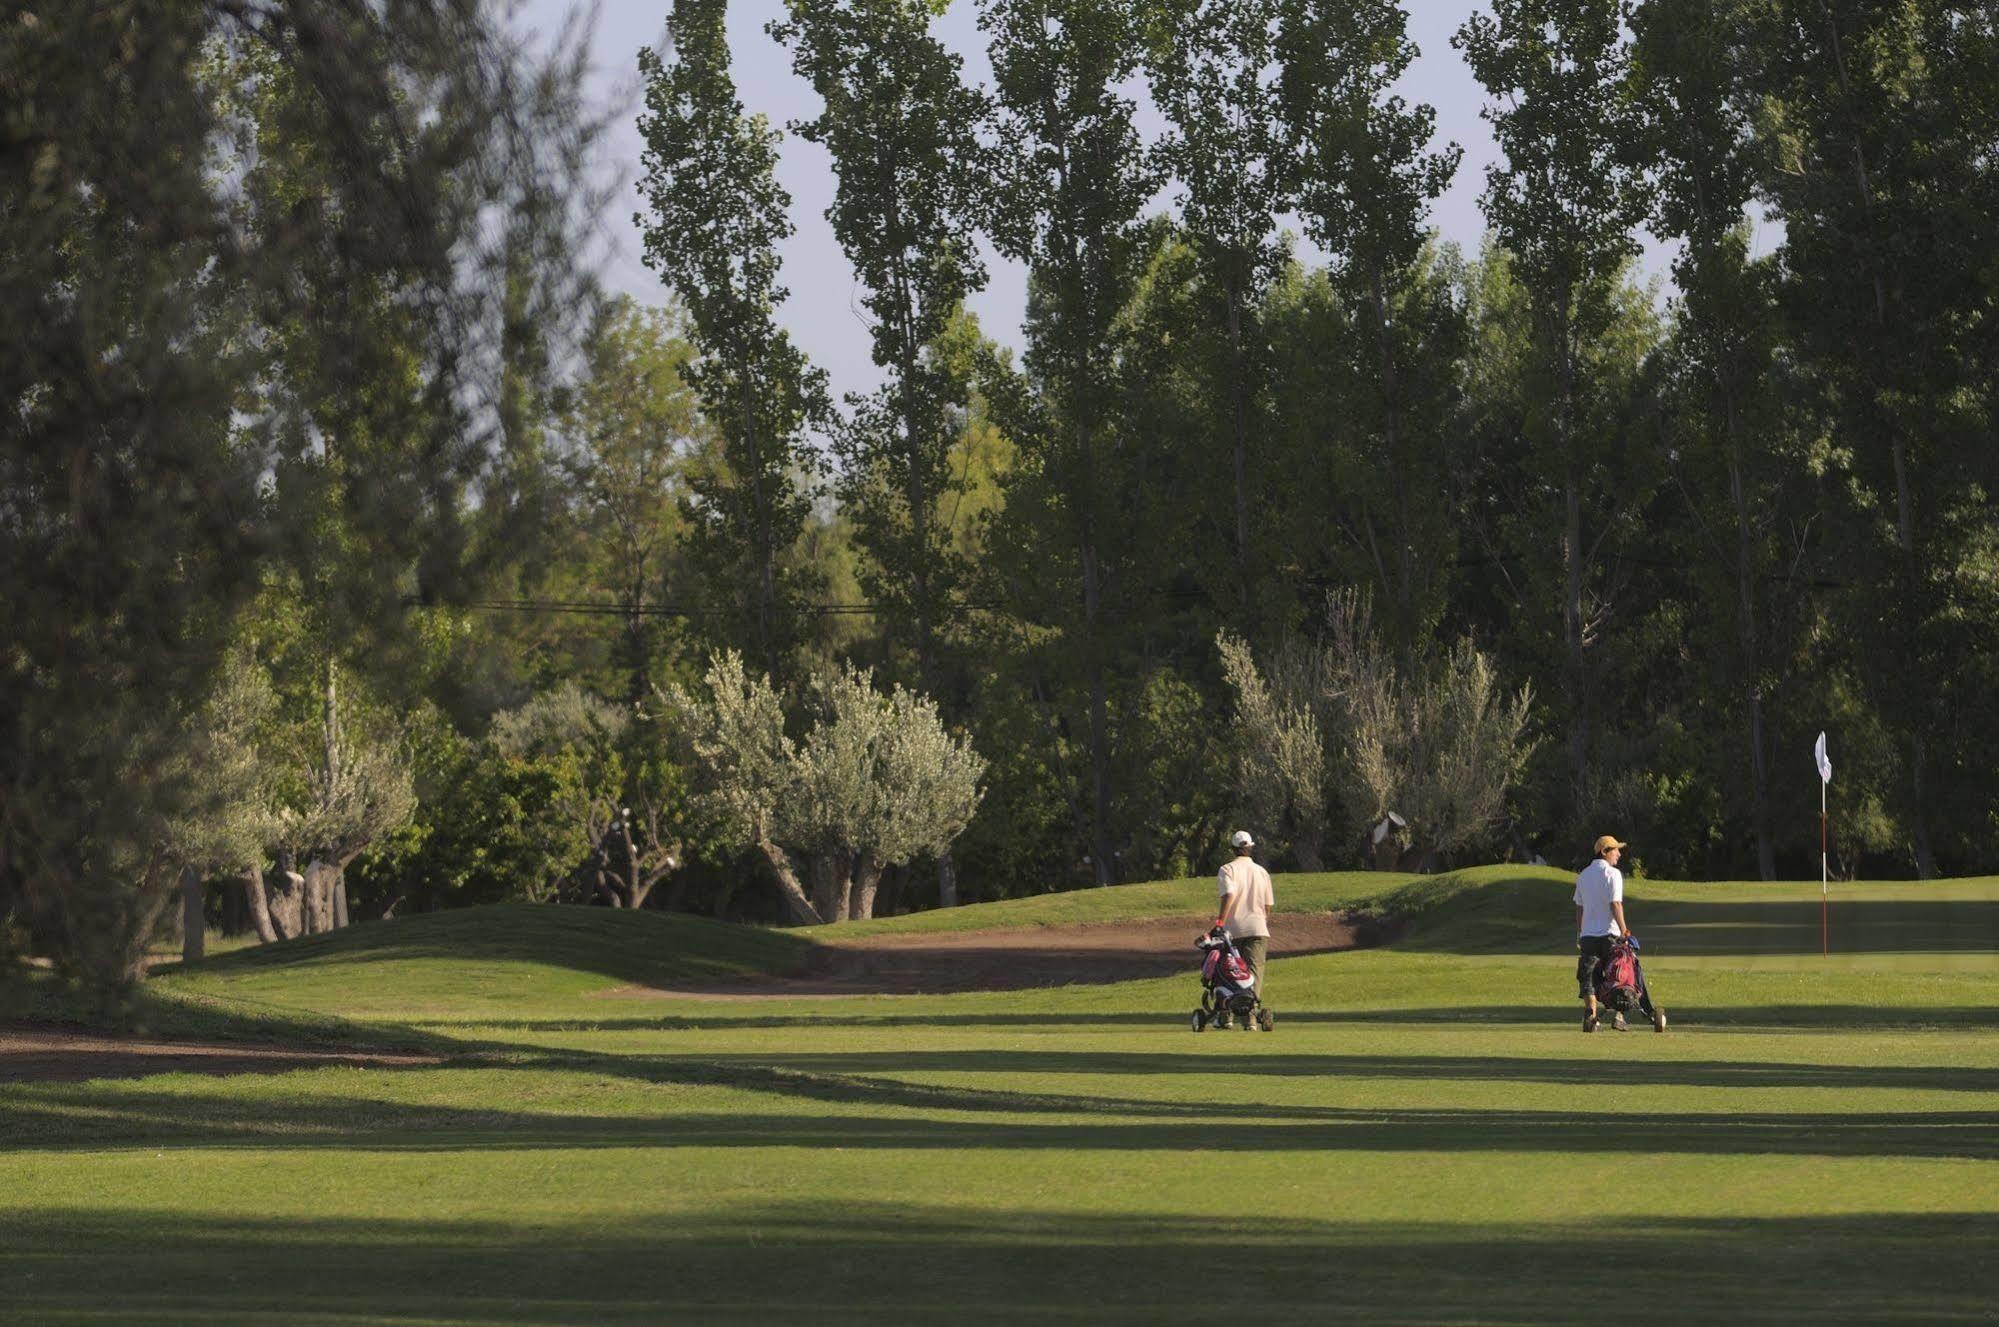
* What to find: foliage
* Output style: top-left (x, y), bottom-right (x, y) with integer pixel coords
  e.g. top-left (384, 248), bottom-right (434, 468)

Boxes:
top-left (978, 0), bottom-right (1163, 886)
top-left (637, 0), bottom-right (829, 682)
top-left (161, 651), bottom-right (283, 879)
top-left (1221, 595), bottom-right (1536, 870)
top-left (1144, 0), bottom-right (1291, 611)
top-left (352, 745), bottom-right (592, 911)
top-left (492, 683), bottom-right (690, 910)
top-left (1217, 632), bottom-right (1327, 869)
top-left (1742, 0), bottom-right (1999, 876)
top-left (1454, 0), bottom-right (1659, 823)
top-left (553, 296), bottom-right (703, 701)
top-left (273, 712), bottom-right (417, 874)
top-left (669, 652), bottom-right (982, 921)
top-left (773, 0), bottom-right (987, 691)
top-left (0, 0), bottom-right (600, 995)
top-left (10, 0), bottom-right (1999, 979)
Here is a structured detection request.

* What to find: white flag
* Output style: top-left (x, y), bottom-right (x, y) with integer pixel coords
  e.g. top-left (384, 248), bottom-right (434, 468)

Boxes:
top-left (1814, 731), bottom-right (1832, 785)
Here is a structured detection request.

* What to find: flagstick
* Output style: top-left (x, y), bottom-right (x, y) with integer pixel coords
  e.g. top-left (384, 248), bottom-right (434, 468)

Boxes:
top-left (1820, 779), bottom-right (1828, 957)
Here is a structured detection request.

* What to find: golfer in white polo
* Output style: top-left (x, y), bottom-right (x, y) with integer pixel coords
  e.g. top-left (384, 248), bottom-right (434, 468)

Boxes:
top-left (1575, 834), bottom-right (1666, 1033)
top-left (1213, 830), bottom-right (1274, 1017)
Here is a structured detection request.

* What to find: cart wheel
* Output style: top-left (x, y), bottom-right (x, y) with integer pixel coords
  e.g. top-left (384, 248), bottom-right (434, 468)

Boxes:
top-left (1190, 1009), bottom-right (1208, 1032)
top-left (1257, 1008), bottom-right (1275, 1032)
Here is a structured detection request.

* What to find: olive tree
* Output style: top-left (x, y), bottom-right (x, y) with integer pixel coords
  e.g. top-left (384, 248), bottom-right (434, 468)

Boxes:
top-left (161, 652), bottom-right (282, 961)
top-left (671, 652), bottom-right (984, 923)
top-left (1220, 595), bottom-right (1536, 870)
top-left (1216, 632), bottom-right (1327, 870)
top-left (270, 682), bottom-right (417, 938)
top-left (787, 664), bottom-right (985, 921)
top-left (667, 653), bottom-right (819, 923)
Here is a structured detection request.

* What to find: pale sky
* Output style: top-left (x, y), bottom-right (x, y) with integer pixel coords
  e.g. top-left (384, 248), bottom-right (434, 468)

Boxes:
top-left (517, 1), bottom-right (1684, 404)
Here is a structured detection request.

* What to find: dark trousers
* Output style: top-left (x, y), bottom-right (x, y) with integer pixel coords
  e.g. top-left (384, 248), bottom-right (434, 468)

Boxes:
top-left (1577, 935), bottom-right (1655, 1014)
top-left (1236, 936), bottom-right (1267, 1001)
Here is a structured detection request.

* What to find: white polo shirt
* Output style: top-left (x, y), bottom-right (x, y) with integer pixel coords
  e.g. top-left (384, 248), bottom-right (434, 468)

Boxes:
top-left (1574, 859), bottom-right (1624, 937)
top-left (1219, 857), bottom-right (1274, 939)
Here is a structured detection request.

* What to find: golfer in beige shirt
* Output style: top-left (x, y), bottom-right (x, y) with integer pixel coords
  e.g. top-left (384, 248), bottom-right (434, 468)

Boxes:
top-left (1214, 830), bottom-right (1275, 1004)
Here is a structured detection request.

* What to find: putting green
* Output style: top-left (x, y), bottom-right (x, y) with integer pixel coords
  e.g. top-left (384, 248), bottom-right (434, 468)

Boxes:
top-left (5, 869), bottom-right (1996, 1323)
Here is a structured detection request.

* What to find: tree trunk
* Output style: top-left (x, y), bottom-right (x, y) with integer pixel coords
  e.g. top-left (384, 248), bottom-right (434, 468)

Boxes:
top-left (1367, 270), bottom-right (1413, 628)
top-left (179, 866), bottom-right (204, 964)
top-left (849, 854), bottom-right (885, 921)
top-left (1816, 2), bottom-right (1933, 877)
top-left (587, 858), bottom-right (621, 907)
top-left (1227, 274), bottom-right (1250, 609)
top-left (1554, 313), bottom-right (1591, 811)
top-left (266, 863), bottom-right (304, 940)
top-left (809, 850), bottom-right (852, 926)
top-left (303, 860), bottom-right (339, 933)
top-left (936, 848), bottom-right (958, 909)
top-left (1292, 838), bottom-right (1322, 873)
top-left (710, 873), bottom-right (740, 920)
top-left (614, 818), bottom-right (643, 909)
top-left (1909, 731), bottom-right (1937, 879)
top-left (220, 872), bottom-right (247, 936)
top-left (1724, 396), bottom-right (1777, 882)
top-left (1082, 541), bottom-right (1115, 887)
top-left (331, 869), bottom-right (349, 928)
top-left (757, 837), bottom-right (823, 925)
top-left (1562, 480), bottom-right (1589, 804)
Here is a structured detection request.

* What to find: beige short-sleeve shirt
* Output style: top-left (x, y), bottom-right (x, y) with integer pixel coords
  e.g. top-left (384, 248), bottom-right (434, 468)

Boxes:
top-left (1218, 857), bottom-right (1275, 939)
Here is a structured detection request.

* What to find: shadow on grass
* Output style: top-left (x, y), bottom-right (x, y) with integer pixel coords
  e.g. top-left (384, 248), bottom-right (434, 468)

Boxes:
top-left (443, 1000), bottom-right (1999, 1034)
top-left (1388, 873), bottom-right (1999, 957)
top-left (7, 1049), bottom-right (1998, 1160)
top-left (1, 1204), bottom-right (1992, 1324)
top-left (636, 1045), bottom-right (1999, 1094)
top-left (167, 904), bottom-right (816, 986)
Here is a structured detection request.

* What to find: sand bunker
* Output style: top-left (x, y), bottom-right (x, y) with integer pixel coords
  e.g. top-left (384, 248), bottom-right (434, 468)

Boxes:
top-left (599, 909), bottom-right (1394, 999)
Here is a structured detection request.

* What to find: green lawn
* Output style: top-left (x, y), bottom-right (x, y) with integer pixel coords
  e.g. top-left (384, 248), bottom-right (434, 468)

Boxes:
top-left (6, 870), bottom-right (1998, 1324)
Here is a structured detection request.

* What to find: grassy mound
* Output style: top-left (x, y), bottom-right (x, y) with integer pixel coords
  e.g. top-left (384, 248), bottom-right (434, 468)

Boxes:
top-left (1376, 865), bottom-right (1999, 957)
top-left (820, 868), bottom-right (1417, 937)
top-left (26, 868), bottom-right (1999, 1035)
top-left (147, 904), bottom-right (816, 1025)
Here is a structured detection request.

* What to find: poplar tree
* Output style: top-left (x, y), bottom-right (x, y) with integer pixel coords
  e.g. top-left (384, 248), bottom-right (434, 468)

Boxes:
top-left (1454, 0), bottom-right (1655, 814)
top-left (772, 0), bottom-right (987, 692)
top-left (978, 0), bottom-right (1161, 885)
top-left (1746, 2), bottom-right (1998, 875)
top-left (1273, 0), bottom-right (1463, 650)
top-left (637, 0), bottom-right (828, 683)
top-left (556, 297), bottom-right (702, 703)
top-left (1146, 0), bottom-right (1290, 615)
top-left (1633, 0), bottom-right (1797, 878)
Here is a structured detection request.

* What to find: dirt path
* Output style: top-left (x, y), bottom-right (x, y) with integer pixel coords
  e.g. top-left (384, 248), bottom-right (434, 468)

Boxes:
top-left (600, 909), bottom-right (1395, 1000)
top-left (0, 1025), bottom-right (440, 1085)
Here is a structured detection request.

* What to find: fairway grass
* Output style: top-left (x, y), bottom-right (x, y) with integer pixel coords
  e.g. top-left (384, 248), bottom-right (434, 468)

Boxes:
top-left (6, 870), bottom-right (1998, 1323)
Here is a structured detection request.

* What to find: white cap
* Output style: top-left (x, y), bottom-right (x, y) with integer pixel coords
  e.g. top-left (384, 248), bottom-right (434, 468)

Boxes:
top-left (1230, 830), bottom-right (1254, 849)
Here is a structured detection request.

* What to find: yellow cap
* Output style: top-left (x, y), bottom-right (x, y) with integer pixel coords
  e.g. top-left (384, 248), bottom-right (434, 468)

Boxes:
top-left (1594, 835), bottom-right (1627, 856)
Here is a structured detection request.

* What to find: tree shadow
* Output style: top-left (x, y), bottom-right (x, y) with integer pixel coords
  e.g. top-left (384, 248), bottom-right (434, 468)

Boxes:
top-left (169, 903), bottom-right (817, 986)
top-left (441, 999), bottom-right (1999, 1034)
top-left (1392, 878), bottom-right (1999, 957)
top-left (621, 1045), bottom-right (1999, 1094)
top-left (2, 1203), bottom-right (1992, 1324)
top-left (8, 1050), bottom-right (1998, 1162)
